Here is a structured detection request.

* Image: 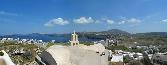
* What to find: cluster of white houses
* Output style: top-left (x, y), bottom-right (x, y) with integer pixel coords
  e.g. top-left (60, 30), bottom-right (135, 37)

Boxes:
top-left (0, 38), bottom-right (45, 44)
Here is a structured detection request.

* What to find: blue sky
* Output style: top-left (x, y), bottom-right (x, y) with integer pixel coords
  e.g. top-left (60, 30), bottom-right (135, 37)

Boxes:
top-left (0, 0), bottom-right (167, 34)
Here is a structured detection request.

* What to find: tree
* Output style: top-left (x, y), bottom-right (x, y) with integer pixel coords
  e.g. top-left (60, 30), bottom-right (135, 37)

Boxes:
top-left (123, 55), bottom-right (133, 63)
top-left (129, 60), bottom-right (143, 65)
top-left (107, 45), bottom-right (129, 51)
top-left (0, 51), bottom-right (4, 56)
top-left (141, 52), bottom-right (153, 65)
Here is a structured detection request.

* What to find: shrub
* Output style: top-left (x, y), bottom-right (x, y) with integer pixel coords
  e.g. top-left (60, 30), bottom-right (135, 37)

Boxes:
top-left (0, 51), bottom-right (4, 56)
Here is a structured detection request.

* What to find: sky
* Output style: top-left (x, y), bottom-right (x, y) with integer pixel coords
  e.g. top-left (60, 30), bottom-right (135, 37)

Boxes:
top-left (0, 0), bottom-right (167, 34)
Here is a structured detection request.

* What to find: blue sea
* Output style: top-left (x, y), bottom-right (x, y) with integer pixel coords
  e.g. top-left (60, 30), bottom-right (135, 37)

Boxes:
top-left (0, 34), bottom-right (101, 42)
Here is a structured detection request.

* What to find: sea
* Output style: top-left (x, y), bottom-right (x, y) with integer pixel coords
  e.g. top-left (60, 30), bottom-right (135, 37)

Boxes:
top-left (0, 34), bottom-right (101, 42)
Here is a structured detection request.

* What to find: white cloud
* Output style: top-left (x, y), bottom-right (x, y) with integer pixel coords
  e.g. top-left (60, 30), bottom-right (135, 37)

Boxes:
top-left (44, 18), bottom-right (69, 27)
top-left (100, 17), bottom-right (115, 25)
top-left (0, 11), bottom-right (18, 16)
top-left (118, 17), bottom-right (142, 24)
top-left (73, 17), bottom-right (94, 24)
top-left (118, 16), bottom-right (126, 24)
top-left (44, 17), bottom-right (142, 27)
top-left (118, 21), bottom-right (126, 24)
top-left (127, 18), bottom-right (142, 23)
top-left (106, 19), bottom-right (114, 25)
top-left (162, 19), bottom-right (167, 23)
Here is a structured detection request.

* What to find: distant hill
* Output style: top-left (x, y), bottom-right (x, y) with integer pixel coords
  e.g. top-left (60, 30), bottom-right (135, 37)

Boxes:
top-left (101, 29), bottom-right (131, 35)
top-left (77, 29), bottom-right (130, 35)
top-left (76, 29), bottom-right (131, 40)
top-left (133, 32), bottom-right (167, 38)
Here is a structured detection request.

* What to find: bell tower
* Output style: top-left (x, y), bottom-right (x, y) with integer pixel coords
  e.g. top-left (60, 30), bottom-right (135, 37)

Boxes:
top-left (70, 30), bottom-right (79, 46)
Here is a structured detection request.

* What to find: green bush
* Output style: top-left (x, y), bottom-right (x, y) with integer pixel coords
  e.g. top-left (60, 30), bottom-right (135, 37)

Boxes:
top-left (46, 42), bottom-right (55, 48)
top-left (129, 60), bottom-right (143, 65)
top-left (123, 55), bottom-right (133, 63)
top-left (0, 51), bottom-right (4, 56)
top-left (107, 45), bottom-right (129, 51)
